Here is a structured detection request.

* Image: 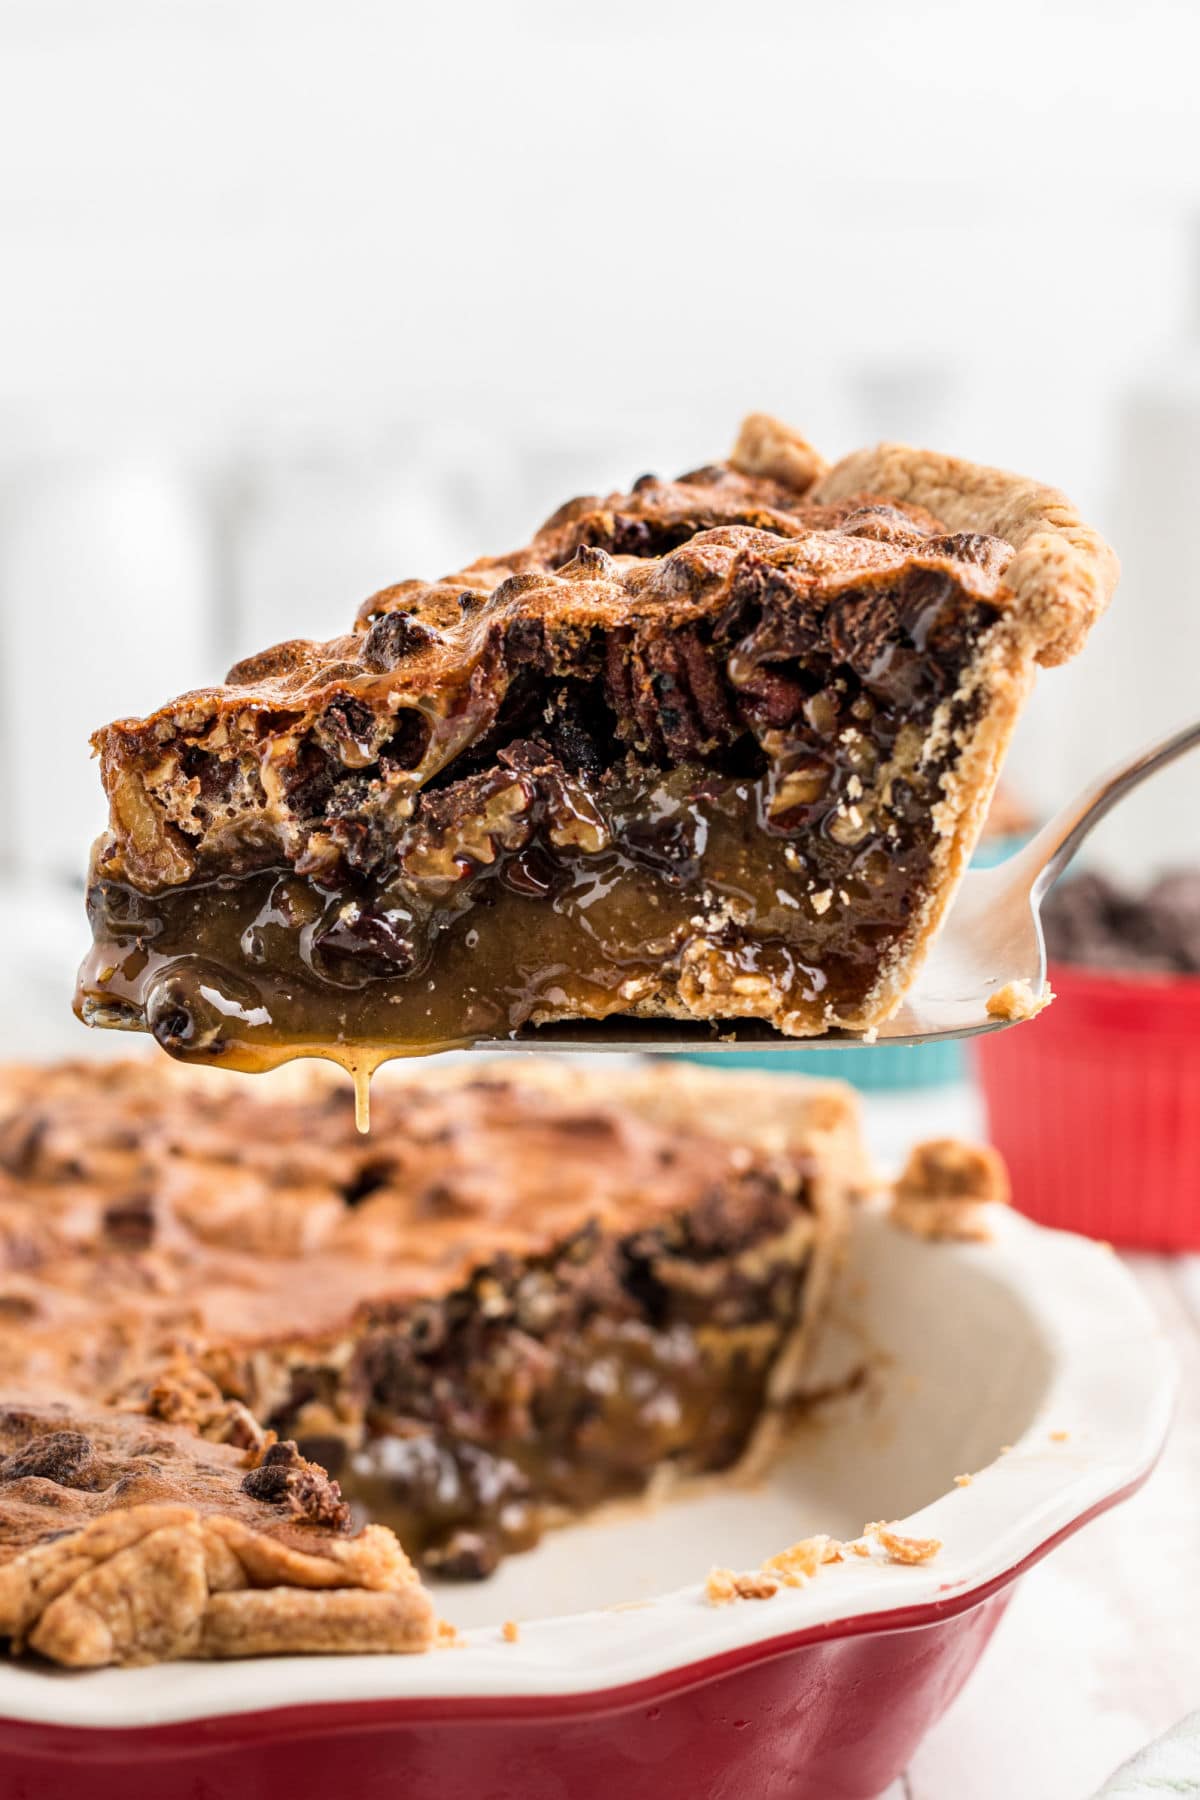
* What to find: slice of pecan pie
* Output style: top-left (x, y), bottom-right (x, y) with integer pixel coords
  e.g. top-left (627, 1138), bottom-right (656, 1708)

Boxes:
top-left (0, 1055), bottom-right (864, 1630)
top-left (76, 413), bottom-right (1119, 1072)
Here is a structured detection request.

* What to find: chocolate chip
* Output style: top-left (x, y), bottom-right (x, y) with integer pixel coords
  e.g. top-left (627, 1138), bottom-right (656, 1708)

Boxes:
top-left (565, 544), bottom-right (617, 578)
top-left (318, 698), bottom-right (377, 765)
top-left (407, 1302), bottom-right (447, 1351)
top-left (734, 663), bottom-right (811, 731)
top-left (826, 590), bottom-right (903, 667)
top-left (310, 897), bottom-right (420, 983)
top-left (606, 515), bottom-right (655, 557)
top-left (242, 1440), bottom-right (350, 1528)
top-left (380, 708), bottom-right (432, 772)
top-left (361, 610), bottom-right (439, 671)
top-left (0, 1431), bottom-right (94, 1487)
top-left (102, 1194), bottom-right (156, 1250)
top-left (1043, 870), bottom-right (1200, 974)
top-left (145, 964), bottom-right (242, 1056)
top-left (544, 708), bottom-right (604, 781)
top-left (499, 846), bottom-right (558, 897)
top-left (503, 616), bottom-right (547, 668)
top-left (423, 1529), bottom-right (501, 1581)
top-left (284, 738), bottom-right (339, 821)
top-left (295, 1435), bottom-right (347, 1478)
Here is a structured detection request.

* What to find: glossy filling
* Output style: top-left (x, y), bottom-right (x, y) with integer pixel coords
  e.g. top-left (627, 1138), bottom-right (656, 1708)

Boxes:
top-left (254, 1211), bottom-right (814, 1578)
top-left (78, 632), bottom-right (988, 1069)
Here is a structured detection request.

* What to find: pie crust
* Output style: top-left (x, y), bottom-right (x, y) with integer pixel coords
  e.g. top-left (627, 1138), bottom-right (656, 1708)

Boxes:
top-left (0, 1399), bottom-right (434, 1667)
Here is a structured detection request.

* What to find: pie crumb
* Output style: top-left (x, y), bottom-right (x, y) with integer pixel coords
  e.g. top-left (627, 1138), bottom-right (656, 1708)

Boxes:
top-left (502, 1619), bottom-right (520, 1644)
top-left (1049, 1429), bottom-right (1070, 1443)
top-left (890, 1138), bottom-right (1009, 1241)
top-left (954, 1473), bottom-right (973, 1487)
top-left (705, 1567), bottom-right (780, 1606)
top-left (762, 1535), bottom-right (843, 1586)
top-left (436, 1619), bottom-right (461, 1648)
top-left (986, 979), bottom-right (1053, 1023)
top-left (873, 1523), bottom-right (943, 1566)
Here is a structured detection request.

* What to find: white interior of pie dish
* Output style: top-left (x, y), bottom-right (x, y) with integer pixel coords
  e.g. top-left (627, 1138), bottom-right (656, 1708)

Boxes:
top-left (0, 1200), bottom-right (1174, 1729)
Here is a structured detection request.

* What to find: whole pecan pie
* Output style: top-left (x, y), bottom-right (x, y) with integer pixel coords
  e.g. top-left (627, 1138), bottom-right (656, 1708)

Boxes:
top-left (76, 414), bottom-right (1117, 1075)
top-left (0, 1056), bottom-right (866, 1665)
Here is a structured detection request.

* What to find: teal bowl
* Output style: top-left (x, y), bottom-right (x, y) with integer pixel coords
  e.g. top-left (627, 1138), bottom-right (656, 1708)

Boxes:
top-left (677, 832), bottom-right (1031, 1093)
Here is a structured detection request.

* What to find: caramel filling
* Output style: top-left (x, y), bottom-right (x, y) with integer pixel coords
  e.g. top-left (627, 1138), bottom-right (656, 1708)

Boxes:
top-left (245, 1213), bottom-right (814, 1578)
top-left (78, 735), bottom-right (960, 1088)
top-left (79, 536), bottom-right (1003, 1110)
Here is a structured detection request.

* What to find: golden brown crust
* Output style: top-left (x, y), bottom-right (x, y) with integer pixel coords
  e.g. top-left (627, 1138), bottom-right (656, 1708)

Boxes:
top-left (0, 1403), bottom-right (434, 1668)
top-left (728, 411), bottom-right (829, 492)
top-left (986, 978), bottom-right (1052, 1022)
top-left (871, 1523), bottom-right (943, 1565)
top-left (811, 438), bottom-right (1119, 668)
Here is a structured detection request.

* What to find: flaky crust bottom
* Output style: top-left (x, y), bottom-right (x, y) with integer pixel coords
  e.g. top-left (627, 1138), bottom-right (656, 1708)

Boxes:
top-left (0, 1503), bottom-right (434, 1668)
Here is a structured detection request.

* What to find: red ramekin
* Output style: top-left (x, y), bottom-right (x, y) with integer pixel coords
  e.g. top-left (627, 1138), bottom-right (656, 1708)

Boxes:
top-left (976, 960), bottom-right (1200, 1250)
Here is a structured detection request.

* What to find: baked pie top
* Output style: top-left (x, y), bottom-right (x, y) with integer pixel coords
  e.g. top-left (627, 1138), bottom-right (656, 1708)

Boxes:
top-left (0, 1056), bottom-right (861, 1389)
top-left (0, 1056), bottom-right (865, 1660)
top-left (89, 413), bottom-right (1116, 896)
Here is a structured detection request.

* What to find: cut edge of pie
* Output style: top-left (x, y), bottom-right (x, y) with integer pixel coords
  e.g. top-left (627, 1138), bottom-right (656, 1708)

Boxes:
top-left (0, 1056), bottom-right (869, 1663)
top-left (75, 412), bottom-right (1119, 1066)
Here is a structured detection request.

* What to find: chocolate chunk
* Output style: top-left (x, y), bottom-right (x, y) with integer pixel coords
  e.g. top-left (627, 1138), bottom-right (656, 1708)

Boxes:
top-left (317, 698), bottom-right (378, 766)
top-left (1043, 870), bottom-right (1200, 974)
top-left (826, 589), bottom-right (904, 667)
top-left (423, 1529), bottom-right (501, 1580)
top-left (284, 738), bottom-right (339, 821)
top-left (361, 610), bottom-right (439, 671)
top-left (241, 1440), bottom-right (350, 1529)
top-left (734, 663), bottom-right (811, 732)
top-left (0, 1431), bottom-right (94, 1488)
top-left (311, 896), bottom-right (421, 983)
top-left (102, 1194), bottom-right (156, 1250)
top-left (503, 615), bottom-right (547, 668)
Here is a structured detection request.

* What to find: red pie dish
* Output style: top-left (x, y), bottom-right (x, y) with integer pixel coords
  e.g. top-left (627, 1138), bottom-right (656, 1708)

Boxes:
top-left (0, 1201), bottom-right (1173, 1800)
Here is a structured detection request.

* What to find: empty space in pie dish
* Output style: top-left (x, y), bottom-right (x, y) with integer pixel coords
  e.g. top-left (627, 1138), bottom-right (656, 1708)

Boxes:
top-left (435, 1205), bottom-right (1055, 1629)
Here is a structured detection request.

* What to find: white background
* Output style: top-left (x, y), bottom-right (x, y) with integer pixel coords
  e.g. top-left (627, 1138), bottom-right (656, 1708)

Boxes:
top-left (0, 0), bottom-right (1199, 884)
